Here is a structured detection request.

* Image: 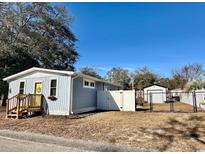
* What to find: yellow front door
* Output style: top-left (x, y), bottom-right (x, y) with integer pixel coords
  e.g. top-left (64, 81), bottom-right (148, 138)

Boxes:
top-left (34, 82), bottom-right (42, 106)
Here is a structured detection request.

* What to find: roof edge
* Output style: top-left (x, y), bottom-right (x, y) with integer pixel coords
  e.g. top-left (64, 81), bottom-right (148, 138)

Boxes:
top-left (3, 67), bottom-right (74, 81)
top-left (143, 84), bottom-right (168, 89)
top-left (74, 73), bottom-right (122, 88)
top-left (3, 67), bottom-right (122, 88)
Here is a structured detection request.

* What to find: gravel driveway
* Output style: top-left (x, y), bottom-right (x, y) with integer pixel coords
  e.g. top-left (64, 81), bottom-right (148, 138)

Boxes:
top-left (0, 130), bottom-right (139, 152)
top-left (0, 136), bottom-right (82, 152)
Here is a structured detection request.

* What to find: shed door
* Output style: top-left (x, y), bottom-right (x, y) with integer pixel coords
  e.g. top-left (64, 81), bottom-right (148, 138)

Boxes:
top-left (150, 90), bottom-right (164, 103)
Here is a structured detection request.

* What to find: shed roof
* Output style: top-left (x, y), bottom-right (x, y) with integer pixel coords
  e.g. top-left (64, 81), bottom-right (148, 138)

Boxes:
top-left (143, 84), bottom-right (167, 89)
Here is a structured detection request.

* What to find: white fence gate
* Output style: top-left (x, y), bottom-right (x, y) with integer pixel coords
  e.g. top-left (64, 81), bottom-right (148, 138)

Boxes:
top-left (97, 90), bottom-right (136, 112)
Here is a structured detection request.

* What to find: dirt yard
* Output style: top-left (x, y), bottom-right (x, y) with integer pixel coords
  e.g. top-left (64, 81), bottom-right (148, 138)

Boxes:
top-left (0, 103), bottom-right (205, 152)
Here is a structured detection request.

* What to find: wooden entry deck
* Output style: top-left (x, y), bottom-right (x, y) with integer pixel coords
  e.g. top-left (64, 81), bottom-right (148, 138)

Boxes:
top-left (6, 94), bottom-right (43, 119)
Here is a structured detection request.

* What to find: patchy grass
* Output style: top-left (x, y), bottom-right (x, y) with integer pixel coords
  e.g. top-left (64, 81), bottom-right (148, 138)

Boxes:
top-left (0, 103), bottom-right (205, 152)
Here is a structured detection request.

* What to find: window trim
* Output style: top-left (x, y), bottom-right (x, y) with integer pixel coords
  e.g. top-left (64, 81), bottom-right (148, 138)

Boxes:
top-left (84, 80), bottom-right (89, 87)
top-left (19, 81), bottom-right (25, 94)
top-left (49, 78), bottom-right (58, 97)
top-left (83, 79), bottom-right (95, 89)
top-left (90, 82), bottom-right (95, 88)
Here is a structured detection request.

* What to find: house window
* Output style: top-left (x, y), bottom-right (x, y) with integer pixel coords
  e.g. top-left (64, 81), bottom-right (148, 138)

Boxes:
top-left (90, 82), bottom-right (95, 87)
top-left (84, 80), bottom-right (89, 87)
top-left (50, 79), bottom-right (57, 96)
top-left (83, 79), bottom-right (95, 88)
top-left (19, 82), bottom-right (25, 94)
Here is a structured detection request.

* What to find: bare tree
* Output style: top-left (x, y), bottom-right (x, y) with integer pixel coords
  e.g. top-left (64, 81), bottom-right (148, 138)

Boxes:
top-left (80, 67), bottom-right (102, 79)
top-left (174, 63), bottom-right (203, 81)
top-left (132, 66), bottom-right (159, 90)
top-left (106, 67), bottom-right (131, 90)
top-left (171, 63), bottom-right (204, 89)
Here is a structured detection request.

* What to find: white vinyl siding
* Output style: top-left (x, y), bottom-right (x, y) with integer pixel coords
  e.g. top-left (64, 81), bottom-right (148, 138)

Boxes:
top-left (7, 72), bottom-right (72, 115)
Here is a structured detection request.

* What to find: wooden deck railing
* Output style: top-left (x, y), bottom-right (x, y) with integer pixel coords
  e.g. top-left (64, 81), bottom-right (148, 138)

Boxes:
top-left (6, 94), bottom-right (43, 119)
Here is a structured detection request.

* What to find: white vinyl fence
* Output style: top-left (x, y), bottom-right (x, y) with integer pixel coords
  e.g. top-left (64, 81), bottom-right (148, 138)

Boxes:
top-left (180, 90), bottom-right (205, 109)
top-left (97, 90), bottom-right (136, 112)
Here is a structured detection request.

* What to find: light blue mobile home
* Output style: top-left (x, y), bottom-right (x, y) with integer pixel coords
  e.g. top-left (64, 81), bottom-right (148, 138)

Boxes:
top-left (3, 67), bottom-right (121, 116)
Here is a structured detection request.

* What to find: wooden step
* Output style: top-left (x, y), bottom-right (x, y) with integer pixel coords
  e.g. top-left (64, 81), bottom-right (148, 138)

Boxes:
top-left (27, 107), bottom-right (42, 112)
top-left (7, 111), bottom-right (28, 119)
top-left (6, 93), bottom-right (43, 119)
top-left (6, 113), bottom-right (18, 119)
top-left (11, 111), bottom-right (16, 114)
top-left (7, 113), bottom-right (17, 117)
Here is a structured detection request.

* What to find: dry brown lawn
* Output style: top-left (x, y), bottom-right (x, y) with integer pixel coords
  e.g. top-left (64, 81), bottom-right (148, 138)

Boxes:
top-left (0, 102), bottom-right (205, 152)
top-left (141, 101), bottom-right (202, 112)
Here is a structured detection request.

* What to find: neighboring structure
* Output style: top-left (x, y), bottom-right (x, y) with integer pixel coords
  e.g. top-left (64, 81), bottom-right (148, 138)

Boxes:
top-left (3, 67), bottom-right (121, 117)
top-left (143, 84), bottom-right (167, 103)
top-left (170, 88), bottom-right (183, 101)
top-left (170, 88), bottom-right (182, 97)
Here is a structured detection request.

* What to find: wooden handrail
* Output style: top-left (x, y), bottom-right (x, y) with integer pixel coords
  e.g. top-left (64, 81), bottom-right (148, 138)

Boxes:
top-left (7, 94), bottom-right (18, 102)
top-left (6, 94), bottom-right (43, 119)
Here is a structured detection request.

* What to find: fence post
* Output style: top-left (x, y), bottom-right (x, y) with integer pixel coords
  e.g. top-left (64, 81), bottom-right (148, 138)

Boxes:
top-left (135, 90), bottom-right (137, 111)
top-left (169, 93), bottom-right (174, 112)
top-left (149, 92), bottom-right (153, 112)
top-left (5, 99), bottom-right (8, 119)
top-left (169, 93), bottom-right (171, 112)
top-left (171, 100), bottom-right (174, 112)
top-left (192, 92), bottom-right (195, 112)
top-left (194, 91), bottom-right (197, 112)
top-left (16, 97), bottom-right (20, 119)
top-left (192, 91), bottom-right (197, 112)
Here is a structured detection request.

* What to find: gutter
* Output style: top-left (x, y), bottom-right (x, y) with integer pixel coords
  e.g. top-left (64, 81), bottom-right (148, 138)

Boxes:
top-left (69, 74), bottom-right (80, 114)
top-left (75, 73), bottom-right (122, 88)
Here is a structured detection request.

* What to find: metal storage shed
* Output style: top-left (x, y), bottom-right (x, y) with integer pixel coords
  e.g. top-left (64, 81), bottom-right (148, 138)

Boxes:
top-left (143, 84), bottom-right (167, 103)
